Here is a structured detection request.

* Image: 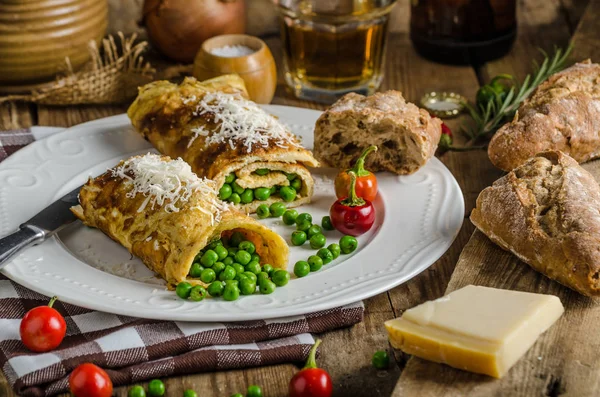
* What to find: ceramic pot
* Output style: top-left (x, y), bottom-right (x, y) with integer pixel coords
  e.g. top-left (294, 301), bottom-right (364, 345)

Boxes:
top-left (0, 0), bottom-right (108, 85)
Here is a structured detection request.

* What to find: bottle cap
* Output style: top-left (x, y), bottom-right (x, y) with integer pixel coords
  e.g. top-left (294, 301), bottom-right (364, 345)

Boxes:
top-left (420, 91), bottom-right (466, 118)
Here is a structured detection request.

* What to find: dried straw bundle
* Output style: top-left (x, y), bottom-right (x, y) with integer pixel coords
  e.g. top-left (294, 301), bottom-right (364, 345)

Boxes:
top-left (0, 33), bottom-right (156, 105)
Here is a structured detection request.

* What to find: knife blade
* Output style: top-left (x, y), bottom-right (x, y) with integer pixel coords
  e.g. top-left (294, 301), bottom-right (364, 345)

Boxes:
top-left (0, 184), bottom-right (82, 270)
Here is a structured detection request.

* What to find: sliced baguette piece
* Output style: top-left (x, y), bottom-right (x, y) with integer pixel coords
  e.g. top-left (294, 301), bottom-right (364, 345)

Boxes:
top-left (488, 60), bottom-right (600, 171)
top-left (313, 91), bottom-right (442, 175)
top-left (471, 151), bottom-right (600, 297)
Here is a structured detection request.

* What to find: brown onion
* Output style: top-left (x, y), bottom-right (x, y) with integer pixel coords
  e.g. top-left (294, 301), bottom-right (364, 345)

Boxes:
top-left (142, 0), bottom-right (246, 63)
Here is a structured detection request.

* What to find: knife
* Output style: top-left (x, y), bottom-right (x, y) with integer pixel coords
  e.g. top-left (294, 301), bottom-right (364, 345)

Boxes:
top-left (0, 185), bottom-right (82, 270)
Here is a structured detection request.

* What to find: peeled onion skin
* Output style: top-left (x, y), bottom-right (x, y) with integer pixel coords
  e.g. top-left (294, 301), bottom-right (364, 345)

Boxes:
top-left (142, 0), bottom-right (246, 63)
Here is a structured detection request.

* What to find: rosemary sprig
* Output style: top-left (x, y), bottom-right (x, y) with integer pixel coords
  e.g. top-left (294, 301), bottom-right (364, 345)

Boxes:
top-left (463, 44), bottom-right (573, 141)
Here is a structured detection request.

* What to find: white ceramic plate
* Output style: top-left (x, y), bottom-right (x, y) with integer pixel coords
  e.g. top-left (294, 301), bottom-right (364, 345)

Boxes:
top-left (0, 106), bottom-right (464, 321)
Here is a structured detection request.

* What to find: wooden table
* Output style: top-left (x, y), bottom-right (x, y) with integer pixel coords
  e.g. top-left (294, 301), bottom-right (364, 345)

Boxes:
top-left (1, 0), bottom-right (599, 396)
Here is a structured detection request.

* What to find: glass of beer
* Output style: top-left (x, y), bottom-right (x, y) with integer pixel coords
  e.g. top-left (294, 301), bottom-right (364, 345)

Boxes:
top-left (273, 0), bottom-right (397, 103)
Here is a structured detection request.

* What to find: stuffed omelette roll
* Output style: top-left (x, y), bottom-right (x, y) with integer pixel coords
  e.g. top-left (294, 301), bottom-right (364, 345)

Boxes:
top-left (127, 75), bottom-right (319, 214)
top-left (70, 153), bottom-right (289, 287)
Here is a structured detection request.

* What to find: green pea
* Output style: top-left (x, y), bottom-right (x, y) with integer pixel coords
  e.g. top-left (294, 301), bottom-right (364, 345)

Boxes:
top-left (291, 178), bottom-right (302, 191)
top-left (219, 265), bottom-right (236, 281)
top-left (207, 281), bottom-right (224, 297)
top-left (340, 235), bottom-right (358, 254)
top-left (207, 239), bottom-right (222, 250)
top-left (308, 255), bottom-right (323, 272)
top-left (227, 247), bottom-right (238, 257)
top-left (286, 173), bottom-right (297, 181)
top-left (223, 285), bottom-right (240, 301)
top-left (309, 233), bottom-right (326, 249)
top-left (262, 264), bottom-right (274, 276)
top-left (214, 245), bottom-right (228, 260)
top-left (291, 230), bottom-right (307, 246)
top-left (200, 250), bottom-right (218, 267)
top-left (221, 257), bottom-right (233, 266)
top-left (176, 282), bottom-right (192, 299)
top-left (247, 385), bottom-right (262, 397)
top-left (189, 263), bottom-right (204, 278)
top-left (279, 186), bottom-right (296, 202)
top-left (241, 189), bottom-right (254, 204)
top-left (254, 187), bottom-right (271, 201)
top-left (232, 263), bottom-right (245, 274)
top-left (322, 216), bottom-right (334, 231)
top-left (296, 213), bottom-right (312, 225)
top-left (328, 243), bottom-right (341, 259)
top-left (240, 278), bottom-right (257, 295)
top-left (212, 261), bottom-right (226, 274)
top-left (307, 224), bottom-right (323, 238)
top-left (230, 232), bottom-right (245, 247)
top-left (256, 204), bottom-right (270, 219)
top-left (246, 261), bottom-right (261, 275)
top-left (189, 285), bottom-right (207, 302)
top-left (193, 252), bottom-right (203, 263)
top-left (282, 209), bottom-right (299, 225)
top-left (272, 270), bottom-right (290, 286)
top-left (232, 181), bottom-right (245, 195)
top-left (251, 253), bottom-right (260, 263)
top-left (235, 250), bottom-right (252, 265)
top-left (244, 271), bottom-right (258, 282)
top-left (372, 350), bottom-right (390, 369)
top-left (183, 390), bottom-right (197, 397)
top-left (270, 202), bottom-right (286, 217)
top-left (259, 279), bottom-right (277, 294)
top-left (148, 379), bottom-right (165, 397)
top-left (200, 268), bottom-right (216, 283)
top-left (229, 193), bottom-right (241, 204)
top-left (317, 248), bottom-right (334, 264)
top-left (239, 241), bottom-right (256, 254)
top-left (296, 219), bottom-right (312, 232)
top-left (224, 279), bottom-right (239, 288)
top-left (269, 185), bottom-right (278, 195)
top-left (235, 273), bottom-right (249, 282)
top-left (128, 385), bottom-right (145, 397)
top-left (230, 394), bottom-right (243, 397)
top-left (219, 184), bottom-right (232, 200)
top-left (255, 168), bottom-right (269, 176)
top-left (257, 271), bottom-right (270, 284)
top-left (225, 173), bottom-right (236, 184)
top-left (294, 261), bottom-right (310, 277)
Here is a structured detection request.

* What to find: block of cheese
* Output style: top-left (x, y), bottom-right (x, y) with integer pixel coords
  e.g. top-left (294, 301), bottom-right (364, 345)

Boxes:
top-left (384, 285), bottom-right (564, 378)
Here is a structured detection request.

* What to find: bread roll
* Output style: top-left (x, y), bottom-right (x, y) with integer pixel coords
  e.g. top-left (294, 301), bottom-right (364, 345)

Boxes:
top-left (488, 61), bottom-right (600, 171)
top-left (313, 91), bottom-right (442, 175)
top-left (471, 151), bottom-right (600, 297)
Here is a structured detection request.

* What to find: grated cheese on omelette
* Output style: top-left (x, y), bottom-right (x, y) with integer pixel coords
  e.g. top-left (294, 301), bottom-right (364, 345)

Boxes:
top-left (111, 153), bottom-right (228, 223)
top-left (189, 91), bottom-right (298, 152)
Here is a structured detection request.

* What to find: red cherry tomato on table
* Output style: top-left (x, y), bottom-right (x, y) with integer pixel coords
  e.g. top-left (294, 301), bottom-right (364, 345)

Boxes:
top-left (69, 363), bottom-right (113, 397)
top-left (289, 339), bottom-right (332, 397)
top-left (330, 172), bottom-right (376, 237)
top-left (334, 145), bottom-right (378, 202)
top-left (19, 296), bottom-right (66, 352)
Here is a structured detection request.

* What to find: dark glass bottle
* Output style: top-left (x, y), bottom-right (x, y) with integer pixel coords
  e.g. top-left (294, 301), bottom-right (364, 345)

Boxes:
top-left (410, 0), bottom-right (517, 65)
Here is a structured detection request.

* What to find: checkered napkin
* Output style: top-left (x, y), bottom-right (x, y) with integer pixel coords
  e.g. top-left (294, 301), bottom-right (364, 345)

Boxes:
top-left (0, 128), bottom-right (365, 397)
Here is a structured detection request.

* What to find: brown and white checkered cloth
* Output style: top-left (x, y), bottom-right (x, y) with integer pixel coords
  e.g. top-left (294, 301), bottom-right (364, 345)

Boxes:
top-left (0, 128), bottom-right (365, 397)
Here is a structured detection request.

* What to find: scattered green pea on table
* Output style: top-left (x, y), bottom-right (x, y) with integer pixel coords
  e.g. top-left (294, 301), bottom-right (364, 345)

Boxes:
top-left (372, 350), bottom-right (390, 369)
top-left (148, 379), bottom-right (165, 396)
top-left (270, 202), bottom-right (287, 217)
top-left (128, 385), bottom-right (145, 397)
top-left (256, 204), bottom-right (270, 219)
top-left (282, 209), bottom-right (299, 225)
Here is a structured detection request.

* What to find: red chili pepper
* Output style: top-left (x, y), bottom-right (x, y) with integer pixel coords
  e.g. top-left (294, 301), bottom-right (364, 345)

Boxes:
top-left (330, 171), bottom-right (375, 236)
top-left (334, 145), bottom-right (378, 202)
top-left (20, 296), bottom-right (66, 352)
top-left (69, 363), bottom-right (113, 397)
top-left (441, 122), bottom-right (452, 138)
top-left (289, 339), bottom-right (332, 397)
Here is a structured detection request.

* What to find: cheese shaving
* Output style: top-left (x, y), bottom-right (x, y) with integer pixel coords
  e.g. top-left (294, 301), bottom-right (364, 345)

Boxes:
top-left (111, 153), bottom-right (228, 224)
top-left (189, 91), bottom-right (299, 152)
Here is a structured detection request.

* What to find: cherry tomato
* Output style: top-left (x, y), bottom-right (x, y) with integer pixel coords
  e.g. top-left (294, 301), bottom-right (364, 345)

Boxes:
top-left (335, 145), bottom-right (378, 202)
top-left (330, 172), bottom-right (375, 237)
top-left (19, 296), bottom-right (66, 352)
top-left (69, 363), bottom-right (113, 397)
top-left (289, 339), bottom-right (332, 397)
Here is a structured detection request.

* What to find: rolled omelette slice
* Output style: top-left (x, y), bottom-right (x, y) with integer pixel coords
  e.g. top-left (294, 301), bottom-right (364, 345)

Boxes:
top-left (70, 153), bottom-right (289, 287)
top-left (127, 75), bottom-right (319, 214)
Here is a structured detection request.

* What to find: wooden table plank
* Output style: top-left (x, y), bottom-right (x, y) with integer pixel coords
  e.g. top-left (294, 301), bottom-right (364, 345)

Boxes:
top-left (392, 1), bottom-right (600, 396)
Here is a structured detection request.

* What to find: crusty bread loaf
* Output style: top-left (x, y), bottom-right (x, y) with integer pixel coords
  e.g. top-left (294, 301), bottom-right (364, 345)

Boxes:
top-left (471, 151), bottom-right (600, 297)
top-left (313, 91), bottom-right (442, 175)
top-left (488, 60), bottom-right (600, 171)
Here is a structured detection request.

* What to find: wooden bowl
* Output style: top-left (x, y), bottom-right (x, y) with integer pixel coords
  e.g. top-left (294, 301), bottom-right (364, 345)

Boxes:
top-left (0, 0), bottom-right (108, 86)
top-left (193, 34), bottom-right (277, 104)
